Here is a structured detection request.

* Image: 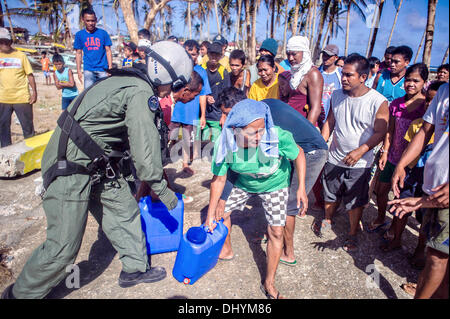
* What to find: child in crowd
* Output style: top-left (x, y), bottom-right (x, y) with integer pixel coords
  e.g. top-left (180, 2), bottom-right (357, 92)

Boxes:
top-left (201, 42), bottom-right (231, 143)
top-left (368, 64), bottom-right (429, 236)
top-left (170, 40), bottom-right (211, 175)
top-left (41, 51), bottom-right (51, 85)
top-left (248, 55), bottom-right (279, 101)
top-left (122, 42), bottom-right (137, 68)
top-left (366, 57), bottom-right (380, 88)
top-left (52, 54), bottom-right (78, 110)
top-left (378, 46), bottom-right (396, 73)
top-left (229, 49), bottom-right (251, 96)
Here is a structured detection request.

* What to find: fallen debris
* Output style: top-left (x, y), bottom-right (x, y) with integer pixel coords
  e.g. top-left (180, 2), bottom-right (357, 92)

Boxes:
top-left (0, 131), bottom-right (53, 177)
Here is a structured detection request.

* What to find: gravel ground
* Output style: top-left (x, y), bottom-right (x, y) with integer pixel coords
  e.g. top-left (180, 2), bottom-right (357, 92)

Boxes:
top-left (0, 72), bottom-right (421, 300)
top-left (0, 158), bottom-right (421, 300)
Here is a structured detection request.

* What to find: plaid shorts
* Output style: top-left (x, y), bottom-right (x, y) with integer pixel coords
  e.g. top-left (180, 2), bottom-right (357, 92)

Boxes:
top-left (224, 187), bottom-right (289, 226)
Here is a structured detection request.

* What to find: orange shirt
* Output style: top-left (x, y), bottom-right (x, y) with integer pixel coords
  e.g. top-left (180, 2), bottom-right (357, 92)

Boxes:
top-left (41, 57), bottom-right (50, 71)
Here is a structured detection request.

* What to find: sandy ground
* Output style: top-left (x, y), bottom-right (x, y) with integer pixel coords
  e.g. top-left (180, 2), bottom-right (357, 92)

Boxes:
top-left (0, 73), bottom-right (421, 300)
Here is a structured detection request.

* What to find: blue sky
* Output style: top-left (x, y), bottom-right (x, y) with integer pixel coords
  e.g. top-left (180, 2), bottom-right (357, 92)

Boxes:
top-left (4, 0), bottom-right (449, 66)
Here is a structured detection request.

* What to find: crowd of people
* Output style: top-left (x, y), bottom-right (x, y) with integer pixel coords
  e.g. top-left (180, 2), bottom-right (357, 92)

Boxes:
top-left (0, 6), bottom-right (448, 300)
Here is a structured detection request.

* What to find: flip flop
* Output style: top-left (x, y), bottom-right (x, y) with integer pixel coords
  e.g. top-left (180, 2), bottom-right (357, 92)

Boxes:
top-left (260, 284), bottom-right (282, 299)
top-left (219, 255), bottom-right (234, 261)
top-left (279, 258), bottom-right (297, 267)
top-left (311, 219), bottom-right (332, 237)
top-left (366, 221), bottom-right (388, 233)
top-left (400, 282), bottom-right (417, 296)
top-left (296, 213), bottom-right (307, 219)
top-left (182, 194), bottom-right (194, 204)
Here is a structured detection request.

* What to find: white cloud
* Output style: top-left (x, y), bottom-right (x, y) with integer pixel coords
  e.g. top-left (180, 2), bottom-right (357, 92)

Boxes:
top-left (405, 10), bottom-right (427, 31)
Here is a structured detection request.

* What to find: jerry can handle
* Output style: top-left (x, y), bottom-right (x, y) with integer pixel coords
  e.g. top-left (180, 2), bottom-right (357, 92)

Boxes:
top-left (202, 218), bottom-right (224, 233)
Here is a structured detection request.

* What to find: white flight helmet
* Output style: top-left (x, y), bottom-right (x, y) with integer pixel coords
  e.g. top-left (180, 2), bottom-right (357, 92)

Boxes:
top-left (146, 41), bottom-right (193, 91)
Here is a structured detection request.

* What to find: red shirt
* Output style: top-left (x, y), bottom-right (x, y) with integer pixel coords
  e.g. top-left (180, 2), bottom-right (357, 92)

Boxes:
top-left (159, 95), bottom-right (173, 125)
top-left (41, 57), bottom-right (50, 71)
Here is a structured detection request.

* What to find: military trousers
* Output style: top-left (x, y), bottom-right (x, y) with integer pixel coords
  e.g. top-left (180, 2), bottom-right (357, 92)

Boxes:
top-left (12, 173), bottom-right (149, 299)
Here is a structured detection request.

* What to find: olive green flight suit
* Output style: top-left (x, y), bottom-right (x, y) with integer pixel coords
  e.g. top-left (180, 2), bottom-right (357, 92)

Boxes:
top-left (12, 75), bottom-right (178, 299)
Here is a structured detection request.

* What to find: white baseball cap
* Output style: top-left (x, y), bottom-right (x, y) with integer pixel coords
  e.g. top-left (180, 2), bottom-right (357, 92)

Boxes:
top-left (0, 27), bottom-right (11, 40)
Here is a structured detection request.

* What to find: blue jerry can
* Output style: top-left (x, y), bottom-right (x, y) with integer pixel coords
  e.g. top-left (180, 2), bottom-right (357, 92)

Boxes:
top-left (139, 193), bottom-right (184, 255)
top-left (172, 219), bottom-right (228, 285)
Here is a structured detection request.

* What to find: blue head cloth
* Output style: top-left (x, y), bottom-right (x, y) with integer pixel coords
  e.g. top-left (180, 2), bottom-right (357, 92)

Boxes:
top-left (215, 99), bottom-right (279, 165)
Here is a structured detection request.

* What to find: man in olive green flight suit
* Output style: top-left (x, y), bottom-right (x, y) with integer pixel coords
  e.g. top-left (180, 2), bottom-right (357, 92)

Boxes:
top-left (2, 41), bottom-right (200, 299)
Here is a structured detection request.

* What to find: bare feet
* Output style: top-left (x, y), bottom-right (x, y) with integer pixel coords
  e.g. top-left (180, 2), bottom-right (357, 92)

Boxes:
top-left (219, 246), bottom-right (234, 260)
top-left (401, 282), bottom-right (417, 296)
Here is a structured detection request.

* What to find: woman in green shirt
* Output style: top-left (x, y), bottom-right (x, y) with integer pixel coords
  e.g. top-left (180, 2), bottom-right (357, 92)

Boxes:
top-left (206, 99), bottom-right (307, 299)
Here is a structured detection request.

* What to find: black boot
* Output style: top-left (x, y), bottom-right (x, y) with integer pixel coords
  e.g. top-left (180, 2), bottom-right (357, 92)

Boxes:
top-left (1, 284), bottom-right (16, 299)
top-left (118, 267), bottom-right (167, 288)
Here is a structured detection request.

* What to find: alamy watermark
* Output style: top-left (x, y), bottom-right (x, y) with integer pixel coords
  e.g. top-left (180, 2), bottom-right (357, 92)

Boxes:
top-left (65, 264), bottom-right (80, 289)
top-left (365, 263), bottom-right (380, 289)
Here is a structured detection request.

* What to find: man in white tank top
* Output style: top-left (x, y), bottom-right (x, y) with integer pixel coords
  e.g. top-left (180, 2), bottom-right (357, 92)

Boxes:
top-left (316, 54), bottom-right (389, 252)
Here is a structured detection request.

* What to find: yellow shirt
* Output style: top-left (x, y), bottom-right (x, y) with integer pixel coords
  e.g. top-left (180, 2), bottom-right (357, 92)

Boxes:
top-left (404, 118), bottom-right (435, 168)
top-left (248, 75), bottom-right (279, 101)
top-left (200, 54), bottom-right (231, 72)
top-left (0, 50), bottom-right (33, 104)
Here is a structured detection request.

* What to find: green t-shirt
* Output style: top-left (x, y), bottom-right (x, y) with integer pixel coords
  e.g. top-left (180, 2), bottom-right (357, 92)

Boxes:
top-left (211, 126), bottom-right (300, 193)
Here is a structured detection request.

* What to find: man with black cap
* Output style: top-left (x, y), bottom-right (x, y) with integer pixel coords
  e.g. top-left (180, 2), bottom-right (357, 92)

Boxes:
top-left (200, 34), bottom-right (231, 72)
top-left (201, 41), bottom-right (231, 143)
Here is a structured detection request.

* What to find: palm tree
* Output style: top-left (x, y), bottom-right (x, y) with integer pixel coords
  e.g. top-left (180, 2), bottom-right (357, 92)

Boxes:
top-left (344, 0), bottom-right (369, 57)
top-left (309, 0), bottom-right (318, 48)
top-left (367, 0), bottom-right (385, 58)
top-left (160, 2), bottom-right (173, 39)
top-left (311, 0), bottom-right (332, 62)
top-left (118, 0), bottom-right (139, 43)
top-left (290, 0), bottom-right (301, 36)
top-left (281, 0), bottom-right (289, 57)
top-left (184, 0), bottom-right (193, 39)
top-left (143, 0), bottom-right (172, 31)
top-left (291, 0), bottom-right (309, 36)
top-left (386, 0), bottom-right (403, 48)
top-left (422, 0), bottom-right (438, 67)
top-left (244, 0), bottom-right (251, 54)
top-left (321, 0), bottom-right (343, 51)
top-left (305, 0), bottom-right (312, 39)
top-left (218, 0), bottom-right (233, 36)
top-left (442, 45), bottom-right (449, 64)
top-left (413, 29), bottom-right (426, 63)
top-left (213, 0), bottom-right (221, 35)
top-left (248, 0), bottom-right (260, 64)
top-left (0, 1), bottom-right (4, 27)
top-left (3, 0), bottom-right (17, 42)
top-left (234, 0), bottom-right (243, 47)
top-left (193, 1), bottom-right (207, 40)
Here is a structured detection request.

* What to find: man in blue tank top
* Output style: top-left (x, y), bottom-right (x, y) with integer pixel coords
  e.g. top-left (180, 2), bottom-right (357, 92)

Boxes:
top-left (373, 45), bottom-right (412, 102)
